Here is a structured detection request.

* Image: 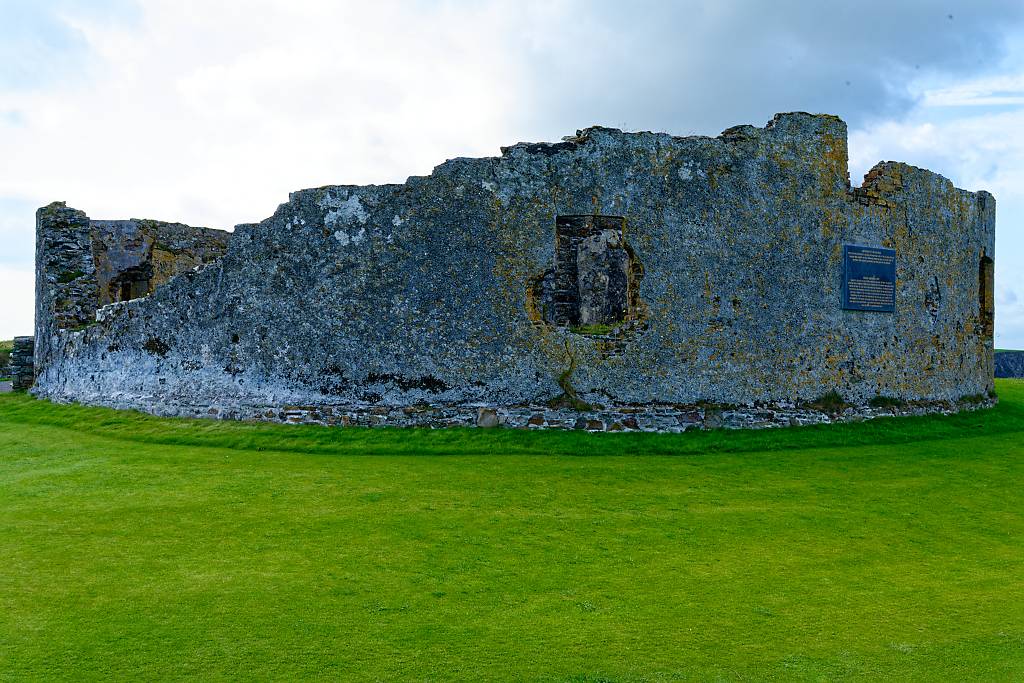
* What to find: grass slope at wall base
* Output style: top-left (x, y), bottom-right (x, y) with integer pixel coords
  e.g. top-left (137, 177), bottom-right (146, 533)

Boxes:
top-left (34, 390), bottom-right (996, 431)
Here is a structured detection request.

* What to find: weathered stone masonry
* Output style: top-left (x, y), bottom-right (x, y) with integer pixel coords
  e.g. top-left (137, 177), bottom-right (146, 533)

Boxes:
top-left (10, 337), bottom-right (35, 391)
top-left (996, 351), bottom-right (1024, 379)
top-left (33, 204), bottom-right (229, 388)
top-left (32, 113), bottom-right (997, 430)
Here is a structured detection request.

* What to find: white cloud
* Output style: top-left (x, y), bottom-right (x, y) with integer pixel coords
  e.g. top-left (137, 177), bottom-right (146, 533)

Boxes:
top-left (996, 283), bottom-right (1024, 350)
top-left (0, 266), bottom-right (33, 340)
top-left (919, 73), bottom-right (1024, 107)
top-left (0, 0), bottom-right (534, 232)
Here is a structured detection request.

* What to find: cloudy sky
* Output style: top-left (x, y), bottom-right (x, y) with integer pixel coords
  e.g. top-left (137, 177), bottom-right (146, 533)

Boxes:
top-left (2, 0), bottom-right (1024, 347)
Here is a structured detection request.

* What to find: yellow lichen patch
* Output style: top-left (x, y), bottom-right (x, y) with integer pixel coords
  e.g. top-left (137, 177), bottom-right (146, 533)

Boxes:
top-left (150, 248), bottom-right (201, 289)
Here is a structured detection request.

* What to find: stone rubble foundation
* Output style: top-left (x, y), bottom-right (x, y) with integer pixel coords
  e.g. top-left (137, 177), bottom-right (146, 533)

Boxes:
top-left (44, 394), bottom-right (997, 432)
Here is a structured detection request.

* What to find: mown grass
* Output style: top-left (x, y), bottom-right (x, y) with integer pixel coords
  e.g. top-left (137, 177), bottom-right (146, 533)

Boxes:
top-left (1, 381), bottom-right (1023, 681)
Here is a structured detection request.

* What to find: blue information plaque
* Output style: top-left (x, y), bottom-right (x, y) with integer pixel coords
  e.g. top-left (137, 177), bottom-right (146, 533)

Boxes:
top-left (842, 244), bottom-right (896, 312)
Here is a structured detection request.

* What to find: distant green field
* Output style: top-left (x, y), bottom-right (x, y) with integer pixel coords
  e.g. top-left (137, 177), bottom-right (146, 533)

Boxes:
top-left (2, 382), bottom-right (1023, 680)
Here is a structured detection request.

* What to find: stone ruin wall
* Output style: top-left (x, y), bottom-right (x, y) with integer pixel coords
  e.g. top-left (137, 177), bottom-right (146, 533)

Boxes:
top-left (33, 204), bottom-right (230, 385)
top-left (31, 113), bottom-right (997, 431)
top-left (996, 351), bottom-right (1024, 379)
top-left (10, 337), bottom-right (35, 391)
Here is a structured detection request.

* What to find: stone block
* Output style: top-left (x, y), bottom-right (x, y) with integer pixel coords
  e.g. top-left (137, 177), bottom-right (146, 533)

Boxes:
top-left (476, 408), bottom-right (499, 428)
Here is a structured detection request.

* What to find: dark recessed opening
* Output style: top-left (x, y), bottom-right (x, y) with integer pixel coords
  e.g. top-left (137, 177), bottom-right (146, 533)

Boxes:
top-left (546, 215), bottom-right (632, 328)
top-left (530, 214), bottom-right (645, 338)
top-left (110, 264), bottom-right (153, 303)
top-left (979, 255), bottom-right (994, 339)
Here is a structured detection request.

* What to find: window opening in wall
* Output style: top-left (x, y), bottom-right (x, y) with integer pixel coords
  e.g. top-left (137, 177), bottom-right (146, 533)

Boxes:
top-left (979, 255), bottom-right (994, 339)
top-left (110, 264), bottom-right (153, 303)
top-left (549, 215), bottom-right (631, 329)
top-left (531, 214), bottom-right (645, 339)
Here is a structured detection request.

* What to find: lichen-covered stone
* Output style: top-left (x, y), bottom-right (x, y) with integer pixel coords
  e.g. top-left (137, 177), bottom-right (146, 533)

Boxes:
top-left (91, 218), bottom-right (230, 306)
top-left (32, 113), bottom-right (996, 428)
top-left (33, 202), bottom-right (229, 382)
top-left (476, 408), bottom-right (499, 428)
top-left (10, 336), bottom-right (34, 391)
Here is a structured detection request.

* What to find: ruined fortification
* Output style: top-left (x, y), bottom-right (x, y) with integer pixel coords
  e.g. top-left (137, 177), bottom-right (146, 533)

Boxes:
top-left (996, 351), bottom-right (1024, 379)
top-left (30, 113), bottom-right (996, 430)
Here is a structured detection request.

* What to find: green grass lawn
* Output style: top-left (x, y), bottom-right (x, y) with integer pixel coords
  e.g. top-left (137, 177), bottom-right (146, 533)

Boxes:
top-left (2, 383), bottom-right (1024, 681)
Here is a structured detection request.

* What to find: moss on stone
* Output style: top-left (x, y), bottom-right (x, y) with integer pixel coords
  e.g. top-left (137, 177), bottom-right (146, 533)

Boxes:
top-left (809, 390), bottom-right (849, 414)
top-left (569, 323), bottom-right (615, 336)
top-left (868, 395), bottom-right (904, 409)
top-left (142, 337), bottom-right (170, 358)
